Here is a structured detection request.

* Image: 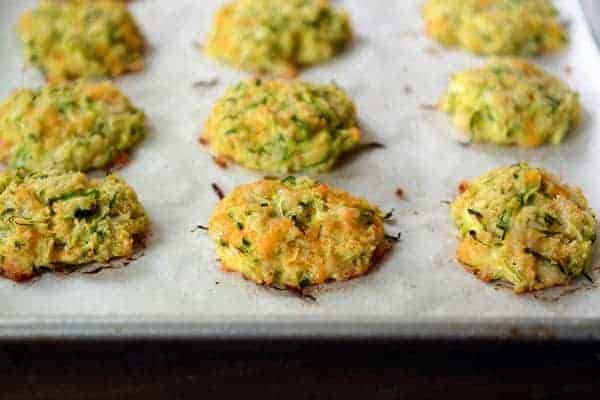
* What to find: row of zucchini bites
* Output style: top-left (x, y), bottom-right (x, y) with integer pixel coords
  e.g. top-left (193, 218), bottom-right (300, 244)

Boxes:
top-left (0, 0), bottom-right (596, 294)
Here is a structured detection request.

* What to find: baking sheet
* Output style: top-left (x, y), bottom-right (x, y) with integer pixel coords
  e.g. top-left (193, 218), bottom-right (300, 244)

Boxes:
top-left (0, 0), bottom-right (599, 340)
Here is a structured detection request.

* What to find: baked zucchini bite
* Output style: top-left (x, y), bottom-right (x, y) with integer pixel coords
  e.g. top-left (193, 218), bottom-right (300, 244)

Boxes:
top-left (0, 170), bottom-right (149, 281)
top-left (208, 176), bottom-right (392, 290)
top-left (202, 78), bottom-right (361, 173)
top-left (18, 0), bottom-right (145, 82)
top-left (422, 0), bottom-right (567, 55)
top-left (451, 163), bottom-right (597, 293)
top-left (0, 81), bottom-right (146, 172)
top-left (205, 0), bottom-right (352, 76)
top-left (441, 58), bottom-right (581, 147)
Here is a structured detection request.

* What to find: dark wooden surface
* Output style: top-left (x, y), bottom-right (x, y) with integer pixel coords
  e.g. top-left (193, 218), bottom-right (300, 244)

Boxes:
top-left (0, 340), bottom-right (599, 399)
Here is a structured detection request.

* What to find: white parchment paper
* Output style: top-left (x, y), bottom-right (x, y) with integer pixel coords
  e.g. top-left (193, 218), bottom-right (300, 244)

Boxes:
top-left (0, 0), bottom-right (599, 338)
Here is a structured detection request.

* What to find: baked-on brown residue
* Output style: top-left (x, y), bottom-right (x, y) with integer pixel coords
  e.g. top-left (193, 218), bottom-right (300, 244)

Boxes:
top-left (211, 182), bottom-right (225, 200)
top-left (212, 156), bottom-right (229, 169)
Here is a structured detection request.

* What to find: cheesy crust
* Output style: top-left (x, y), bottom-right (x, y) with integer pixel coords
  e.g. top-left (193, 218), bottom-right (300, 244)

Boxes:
top-left (208, 176), bottom-right (391, 289)
top-left (451, 163), bottom-right (597, 293)
top-left (205, 0), bottom-right (352, 76)
top-left (0, 170), bottom-right (149, 281)
top-left (441, 58), bottom-right (581, 147)
top-left (202, 78), bottom-right (361, 173)
top-left (423, 0), bottom-right (567, 55)
top-left (18, 0), bottom-right (145, 82)
top-left (0, 81), bottom-right (146, 172)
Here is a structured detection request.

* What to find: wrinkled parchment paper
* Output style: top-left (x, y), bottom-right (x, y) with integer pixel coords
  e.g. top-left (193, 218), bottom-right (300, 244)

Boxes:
top-left (0, 0), bottom-right (599, 339)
